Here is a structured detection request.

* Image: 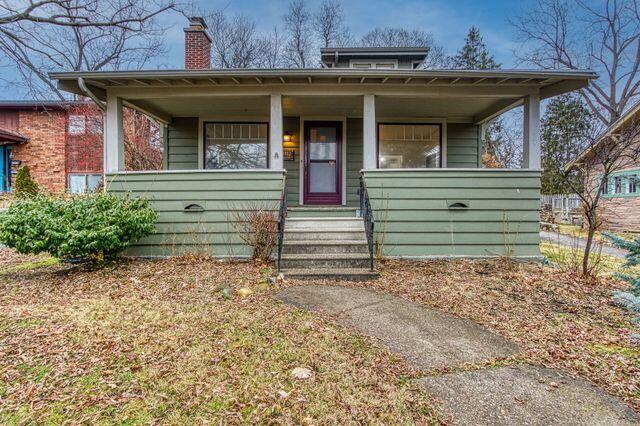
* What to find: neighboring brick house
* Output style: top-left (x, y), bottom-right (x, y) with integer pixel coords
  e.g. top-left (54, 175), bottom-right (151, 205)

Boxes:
top-left (571, 101), bottom-right (640, 233)
top-left (0, 101), bottom-right (103, 194)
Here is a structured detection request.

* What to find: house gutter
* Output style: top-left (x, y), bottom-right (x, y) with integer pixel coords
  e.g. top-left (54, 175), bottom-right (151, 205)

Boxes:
top-left (78, 77), bottom-right (105, 111)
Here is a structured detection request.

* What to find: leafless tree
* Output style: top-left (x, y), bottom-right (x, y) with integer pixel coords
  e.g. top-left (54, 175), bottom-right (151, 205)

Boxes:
top-left (0, 0), bottom-right (175, 99)
top-left (360, 27), bottom-right (448, 68)
top-left (483, 110), bottom-right (524, 168)
top-left (314, 0), bottom-right (351, 48)
top-left (513, 0), bottom-right (640, 126)
top-left (565, 119), bottom-right (640, 277)
top-left (0, 0), bottom-right (174, 28)
top-left (259, 27), bottom-right (284, 68)
top-left (282, 0), bottom-right (314, 68)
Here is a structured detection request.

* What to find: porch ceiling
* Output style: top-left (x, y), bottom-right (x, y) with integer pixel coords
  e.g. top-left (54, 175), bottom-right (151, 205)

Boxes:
top-left (123, 94), bottom-right (516, 123)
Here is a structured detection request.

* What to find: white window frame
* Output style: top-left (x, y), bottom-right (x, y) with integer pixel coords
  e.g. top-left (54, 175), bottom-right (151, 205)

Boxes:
top-left (349, 59), bottom-right (398, 69)
top-left (68, 173), bottom-right (102, 194)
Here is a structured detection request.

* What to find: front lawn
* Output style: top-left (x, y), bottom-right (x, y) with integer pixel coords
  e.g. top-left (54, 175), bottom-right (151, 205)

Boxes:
top-left (1, 248), bottom-right (638, 422)
top-left (0, 251), bottom-right (436, 424)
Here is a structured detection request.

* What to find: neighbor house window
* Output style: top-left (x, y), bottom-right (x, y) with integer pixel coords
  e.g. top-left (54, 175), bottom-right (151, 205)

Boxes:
top-left (204, 122), bottom-right (268, 169)
top-left (68, 115), bottom-right (86, 135)
top-left (613, 176), bottom-right (623, 194)
top-left (629, 175), bottom-right (637, 193)
top-left (69, 174), bottom-right (101, 194)
top-left (601, 178), bottom-right (609, 195)
top-left (378, 124), bottom-right (441, 168)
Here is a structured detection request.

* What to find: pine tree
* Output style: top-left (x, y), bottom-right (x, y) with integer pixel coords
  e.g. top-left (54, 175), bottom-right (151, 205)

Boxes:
top-left (541, 94), bottom-right (593, 194)
top-left (452, 27), bottom-right (506, 166)
top-left (451, 26), bottom-right (500, 70)
top-left (604, 233), bottom-right (640, 316)
top-left (14, 166), bottom-right (39, 198)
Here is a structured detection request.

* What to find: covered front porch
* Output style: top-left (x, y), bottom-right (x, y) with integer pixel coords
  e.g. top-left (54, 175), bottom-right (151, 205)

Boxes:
top-left (51, 68), bottom-right (594, 258)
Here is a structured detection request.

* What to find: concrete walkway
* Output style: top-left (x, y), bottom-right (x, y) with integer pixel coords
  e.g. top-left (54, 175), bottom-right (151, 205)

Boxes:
top-left (540, 231), bottom-right (629, 259)
top-left (278, 285), bottom-right (638, 425)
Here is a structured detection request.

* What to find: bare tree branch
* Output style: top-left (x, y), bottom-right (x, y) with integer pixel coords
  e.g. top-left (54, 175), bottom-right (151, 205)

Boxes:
top-left (313, 0), bottom-right (351, 48)
top-left (0, 0), bottom-right (176, 30)
top-left (512, 0), bottom-right (640, 126)
top-left (0, 0), bottom-right (172, 99)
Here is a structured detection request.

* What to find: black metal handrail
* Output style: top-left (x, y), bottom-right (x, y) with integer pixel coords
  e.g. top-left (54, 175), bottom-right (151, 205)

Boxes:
top-left (276, 174), bottom-right (287, 273)
top-left (359, 174), bottom-right (375, 271)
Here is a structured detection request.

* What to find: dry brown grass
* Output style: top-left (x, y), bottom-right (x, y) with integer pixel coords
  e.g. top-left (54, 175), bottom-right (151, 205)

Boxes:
top-left (0, 250), bottom-right (437, 424)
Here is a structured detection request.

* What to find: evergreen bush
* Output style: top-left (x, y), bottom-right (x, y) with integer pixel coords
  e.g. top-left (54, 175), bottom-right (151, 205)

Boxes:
top-left (14, 166), bottom-right (38, 197)
top-left (0, 193), bottom-right (157, 262)
top-left (603, 232), bottom-right (640, 318)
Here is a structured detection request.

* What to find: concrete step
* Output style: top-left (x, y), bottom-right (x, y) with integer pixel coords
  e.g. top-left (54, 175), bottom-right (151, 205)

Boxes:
top-left (288, 206), bottom-right (358, 218)
top-left (280, 253), bottom-right (372, 269)
top-left (285, 217), bottom-right (365, 230)
top-left (284, 228), bottom-right (367, 241)
top-left (282, 240), bottom-right (369, 255)
top-left (281, 268), bottom-right (379, 281)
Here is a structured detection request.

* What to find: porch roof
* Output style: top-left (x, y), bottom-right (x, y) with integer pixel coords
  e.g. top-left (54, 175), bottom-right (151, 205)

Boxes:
top-left (51, 68), bottom-right (595, 98)
top-left (50, 68), bottom-right (597, 125)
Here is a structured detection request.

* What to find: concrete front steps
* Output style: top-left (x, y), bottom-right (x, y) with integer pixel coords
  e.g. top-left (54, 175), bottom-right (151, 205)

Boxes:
top-left (280, 216), bottom-right (378, 281)
top-left (287, 206), bottom-right (358, 218)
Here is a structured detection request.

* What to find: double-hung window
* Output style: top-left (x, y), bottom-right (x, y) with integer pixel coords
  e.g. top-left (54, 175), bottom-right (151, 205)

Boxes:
top-left (378, 124), bottom-right (441, 168)
top-left (628, 175), bottom-right (638, 194)
top-left (204, 122), bottom-right (268, 169)
top-left (614, 176), bottom-right (623, 194)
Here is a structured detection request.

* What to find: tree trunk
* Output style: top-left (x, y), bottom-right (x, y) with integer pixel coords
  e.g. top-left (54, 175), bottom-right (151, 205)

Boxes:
top-left (582, 216), bottom-right (596, 277)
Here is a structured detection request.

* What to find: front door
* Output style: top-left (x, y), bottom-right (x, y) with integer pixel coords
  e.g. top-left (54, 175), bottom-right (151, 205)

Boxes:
top-left (304, 121), bottom-right (342, 205)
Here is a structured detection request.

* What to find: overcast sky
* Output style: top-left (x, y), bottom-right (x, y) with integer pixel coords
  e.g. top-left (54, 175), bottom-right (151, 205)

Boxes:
top-left (0, 0), bottom-right (536, 100)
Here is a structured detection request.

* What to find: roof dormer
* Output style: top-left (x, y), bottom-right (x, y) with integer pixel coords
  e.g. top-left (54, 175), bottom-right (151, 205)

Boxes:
top-left (320, 47), bottom-right (429, 69)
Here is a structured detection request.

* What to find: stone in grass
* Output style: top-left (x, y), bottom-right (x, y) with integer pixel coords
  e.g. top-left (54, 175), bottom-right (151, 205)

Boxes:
top-left (291, 367), bottom-right (313, 380)
top-left (237, 287), bottom-right (254, 297)
top-left (216, 284), bottom-right (233, 300)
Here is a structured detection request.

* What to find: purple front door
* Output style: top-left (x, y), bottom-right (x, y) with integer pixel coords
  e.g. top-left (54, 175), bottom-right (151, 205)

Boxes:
top-left (303, 121), bottom-right (342, 205)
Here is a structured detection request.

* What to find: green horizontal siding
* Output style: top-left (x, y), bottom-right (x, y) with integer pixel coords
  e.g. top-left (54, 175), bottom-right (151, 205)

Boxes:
top-left (363, 169), bottom-right (541, 258)
top-left (283, 117), bottom-right (301, 206)
top-left (447, 123), bottom-right (480, 168)
top-left (106, 170), bottom-right (285, 257)
top-left (166, 117), bottom-right (198, 170)
top-left (346, 118), bottom-right (363, 207)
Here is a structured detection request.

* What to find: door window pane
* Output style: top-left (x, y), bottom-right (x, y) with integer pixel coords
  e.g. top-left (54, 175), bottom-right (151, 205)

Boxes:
top-left (378, 124), bottom-right (441, 168)
top-left (309, 162), bottom-right (337, 192)
top-left (205, 123), bottom-right (268, 169)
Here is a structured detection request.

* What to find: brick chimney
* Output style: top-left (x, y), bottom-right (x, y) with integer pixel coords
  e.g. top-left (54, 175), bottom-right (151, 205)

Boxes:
top-left (184, 17), bottom-right (211, 69)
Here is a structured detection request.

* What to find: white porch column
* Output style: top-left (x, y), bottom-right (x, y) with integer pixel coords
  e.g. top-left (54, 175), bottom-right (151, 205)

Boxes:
top-left (105, 94), bottom-right (124, 172)
top-left (523, 93), bottom-right (541, 169)
top-left (269, 93), bottom-right (283, 170)
top-left (363, 94), bottom-right (376, 169)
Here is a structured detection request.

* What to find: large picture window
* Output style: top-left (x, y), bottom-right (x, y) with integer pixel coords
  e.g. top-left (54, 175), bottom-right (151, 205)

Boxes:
top-left (378, 123), bottom-right (441, 168)
top-left (204, 122), bottom-right (268, 169)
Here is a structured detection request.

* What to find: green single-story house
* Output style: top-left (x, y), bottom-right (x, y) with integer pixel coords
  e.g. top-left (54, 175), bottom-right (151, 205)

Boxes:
top-left (50, 18), bottom-right (596, 278)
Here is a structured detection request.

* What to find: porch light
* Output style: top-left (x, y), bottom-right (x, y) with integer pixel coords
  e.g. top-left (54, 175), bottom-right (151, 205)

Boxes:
top-left (283, 132), bottom-right (293, 144)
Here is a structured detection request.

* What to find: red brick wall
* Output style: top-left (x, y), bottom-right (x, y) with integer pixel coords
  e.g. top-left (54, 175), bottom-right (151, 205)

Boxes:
top-left (12, 110), bottom-right (67, 194)
top-left (184, 29), bottom-right (211, 69)
top-left (9, 107), bottom-right (104, 194)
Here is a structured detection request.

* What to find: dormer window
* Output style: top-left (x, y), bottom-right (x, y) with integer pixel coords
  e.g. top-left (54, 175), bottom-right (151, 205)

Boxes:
top-left (321, 47), bottom-right (429, 69)
top-left (349, 60), bottom-right (398, 69)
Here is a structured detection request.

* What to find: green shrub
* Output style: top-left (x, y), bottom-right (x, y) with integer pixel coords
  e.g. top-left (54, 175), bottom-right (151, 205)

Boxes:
top-left (0, 193), bottom-right (157, 262)
top-left (14, 166), bottom-right (38, 198)
top-left (603, 232), bottom-right (640, 318)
